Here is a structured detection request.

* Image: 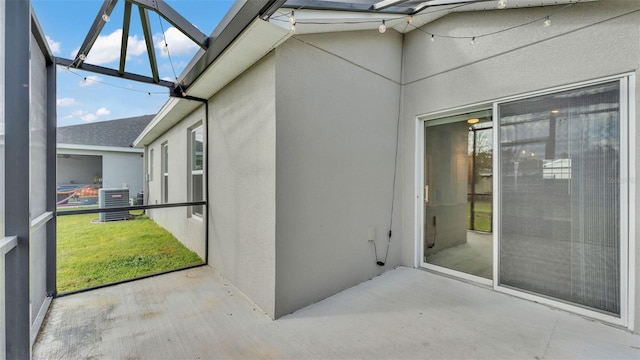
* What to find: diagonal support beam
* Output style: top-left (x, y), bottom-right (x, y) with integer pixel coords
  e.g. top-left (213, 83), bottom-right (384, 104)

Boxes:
top-left (56, 57), bottom-right (174, 89)
top-left (119, 1), bottom-right (133, 75)
top-left (130, 0), bottom-right (209, 49)
top-left (74, 0), bottom-right (119, 67)
top-left (175, 0), bottom-right (286, 97)
top-left (138, 6), bottom-right (160, 84)
top-left (137, 6), bottom-right (160, 84)
top-left (31, 9), bottom-right (54, 64)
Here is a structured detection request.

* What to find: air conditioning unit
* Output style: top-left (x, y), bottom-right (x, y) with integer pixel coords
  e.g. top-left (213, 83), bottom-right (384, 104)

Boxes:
top-left (99, 188), bottom-right (130, 222)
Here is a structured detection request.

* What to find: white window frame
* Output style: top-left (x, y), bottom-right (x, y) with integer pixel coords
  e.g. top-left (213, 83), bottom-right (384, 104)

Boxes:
top-left (161, 142), bottom-right (168, 203)
top-left (149, 148), bottom-right (154, 182)
top-left (188, 123), bottom-right (204, 218)
top-left (414, 73), bottom-right (635, 330)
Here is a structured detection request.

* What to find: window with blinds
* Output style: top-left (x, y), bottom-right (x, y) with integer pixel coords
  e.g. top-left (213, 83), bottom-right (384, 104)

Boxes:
top-left (498, 81), bottom-right (621, 315)
top-left (189, 126), bottom-right (204, 217)
top-left (161, 142), bottom-right (169, 203)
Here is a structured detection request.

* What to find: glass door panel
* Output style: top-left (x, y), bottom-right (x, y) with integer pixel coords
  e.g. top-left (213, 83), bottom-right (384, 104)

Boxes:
top-left (498, 81), bottom-right (621, 315)
top-left (424, 113), bottom-right (493, 280)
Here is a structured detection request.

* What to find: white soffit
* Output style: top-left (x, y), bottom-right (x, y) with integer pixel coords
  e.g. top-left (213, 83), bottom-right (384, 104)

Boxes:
top-left (186, 19), bottom-right (291, 99)
top-left (57, 143), bottom-right (144, 153)
top-left (274, 0), bottom-right (596, 34)
top-left (269, 9), bottom-right (406, 34)
top-left (134, 19), bottom-right (291, 147)
top-left (408, 0), bottom-right (597, 30)
top-left (134, 97), bottom-right (201, 147)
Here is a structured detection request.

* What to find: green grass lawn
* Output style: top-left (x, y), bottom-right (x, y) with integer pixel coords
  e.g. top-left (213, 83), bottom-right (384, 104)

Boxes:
top-left (57, 212), bottom-right (203, 293)
top-left (467, 200), bottom-right (492, 232)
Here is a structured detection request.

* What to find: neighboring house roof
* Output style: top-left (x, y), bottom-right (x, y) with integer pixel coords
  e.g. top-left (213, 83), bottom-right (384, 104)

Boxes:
top-left (59, 115), bottom-right (154, 148)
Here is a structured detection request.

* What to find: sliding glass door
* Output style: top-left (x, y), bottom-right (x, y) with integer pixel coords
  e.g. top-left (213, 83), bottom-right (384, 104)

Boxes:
top-left (497, 80), bottom-right (624, 315)
top-left (420, 77), bottom-right (629, 323)
top-left (423, 111), bottom-right (493, 281)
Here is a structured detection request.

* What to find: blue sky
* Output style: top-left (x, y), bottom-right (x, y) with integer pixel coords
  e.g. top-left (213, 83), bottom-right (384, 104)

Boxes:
top-left (32, 0), bottom-right (235, 127)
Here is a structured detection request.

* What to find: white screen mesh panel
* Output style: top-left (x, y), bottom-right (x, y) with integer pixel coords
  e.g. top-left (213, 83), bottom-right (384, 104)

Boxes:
top-left (30, 33), bottom-right (49, 326)
top-left (499, 81), bottom-right (621, 315)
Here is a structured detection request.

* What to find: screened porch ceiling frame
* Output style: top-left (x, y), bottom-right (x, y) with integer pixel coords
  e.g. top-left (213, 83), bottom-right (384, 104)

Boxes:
top-left (55, 0), bottom-right (212, 92)
top-left (53, 0), bottom-right (292, 96)
top-left (51, 0), bottom-right (497, 98)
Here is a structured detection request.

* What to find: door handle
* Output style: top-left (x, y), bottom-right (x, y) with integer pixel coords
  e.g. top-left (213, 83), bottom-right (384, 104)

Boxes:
top-left (424, 185), bottom-right (429, 203)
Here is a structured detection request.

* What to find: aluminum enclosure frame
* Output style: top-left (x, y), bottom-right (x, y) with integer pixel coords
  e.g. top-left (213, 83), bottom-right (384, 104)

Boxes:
top-left (69, 0), bottom-right (210, 89)
top-left (174, 0), bottom-right (287, 96)
top-left (4, 0), bottom-right (32, 358)
top-left (3, 2), bottom-right (57, 358)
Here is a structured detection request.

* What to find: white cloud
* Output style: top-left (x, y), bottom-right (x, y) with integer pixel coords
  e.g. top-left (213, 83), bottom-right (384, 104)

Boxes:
top-left (96, 107), bottom-right (111, 116)
top-left (81, 113), bottom-right (98, 122)
top-left (45, 35), bottom-right (61, 54)
top-left (155, 27), bottom-right (198, 57)
top-left (71, 29), bottom-right (147, 65)
top-left (79, 75), bottom-right (102, 87)
top-left (65, 107), bottom-right (111, 123)
top-left (57, 97), bottom-right (76, 107)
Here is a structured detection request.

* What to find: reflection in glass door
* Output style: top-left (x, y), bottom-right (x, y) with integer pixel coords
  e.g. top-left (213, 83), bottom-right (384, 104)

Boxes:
top-left (424, 112), bottom-right (493, 280)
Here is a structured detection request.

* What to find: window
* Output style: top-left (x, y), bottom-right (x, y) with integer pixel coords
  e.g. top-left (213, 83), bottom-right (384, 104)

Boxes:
top-left (161, 142), bottom-right (168, 203)
top-left (189, 126), bottom-right (204, 217)
top-left (149, 148), bottom-right (154, 181)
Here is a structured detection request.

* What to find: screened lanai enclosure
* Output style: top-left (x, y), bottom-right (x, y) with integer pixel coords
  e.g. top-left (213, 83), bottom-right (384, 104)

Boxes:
top-left (4, 0), bottom-right (640, 358)
top-left (1, 0), bottom-right (213, 357)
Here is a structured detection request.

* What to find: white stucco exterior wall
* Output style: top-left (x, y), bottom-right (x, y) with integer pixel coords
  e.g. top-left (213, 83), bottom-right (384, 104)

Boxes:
top-left (399, 1), bottom-right (640, 332)
top-left (146, 107), bottom-right (206, 259)
top-left (274, 30), bottom-right (404, 318)
top-left (102, 152), bottom-right (144, 194)
top-left (139, 0), bottom-right (640, 329)
top-left (56, 148), bottom-right (144, 196)
top-left (207, 53), bottom-right (277, 318)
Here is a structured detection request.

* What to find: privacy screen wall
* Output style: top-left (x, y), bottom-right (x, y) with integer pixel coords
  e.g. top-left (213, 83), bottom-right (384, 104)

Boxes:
top-left (499, 81), bottom-right (622, 315)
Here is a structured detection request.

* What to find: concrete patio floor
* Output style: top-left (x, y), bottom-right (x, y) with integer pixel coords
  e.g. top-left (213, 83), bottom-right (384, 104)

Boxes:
top-left (34, 266), bottom-right (640, 359)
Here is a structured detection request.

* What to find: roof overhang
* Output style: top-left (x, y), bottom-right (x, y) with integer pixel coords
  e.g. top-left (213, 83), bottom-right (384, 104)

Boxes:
top-left (58, 143), bottom-right (144, 153)
top-left (135, 0), bottom-right (596, 147)
top-left (273, 0), bottom-right (596, 34)
top-left (134, 18), bottom-right (290, 147)
top-left (133, 97), bottom-right (201, 147)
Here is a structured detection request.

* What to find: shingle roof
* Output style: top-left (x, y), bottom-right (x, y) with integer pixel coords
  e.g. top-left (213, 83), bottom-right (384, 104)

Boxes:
top-left (57, 115), bottom-right (154, 148)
